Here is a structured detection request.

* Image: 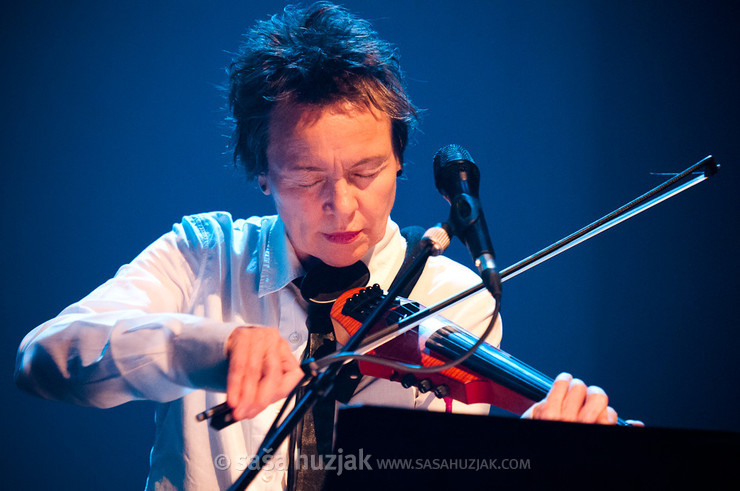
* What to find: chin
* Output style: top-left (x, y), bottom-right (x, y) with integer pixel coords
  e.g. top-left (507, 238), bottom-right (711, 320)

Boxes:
top-left (320, 255), bottom-right (363, 268)
top-left (318, 246), bottom-right (368, 268)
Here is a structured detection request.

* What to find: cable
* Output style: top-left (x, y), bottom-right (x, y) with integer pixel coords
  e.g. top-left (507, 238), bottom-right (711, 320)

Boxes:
top-left (311, 297), bottom-right (500, 376)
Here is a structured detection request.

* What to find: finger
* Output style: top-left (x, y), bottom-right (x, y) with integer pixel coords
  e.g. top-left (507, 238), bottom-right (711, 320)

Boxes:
top-left (226, 329), bottom-right (248, 414)
top-left (226, 360), bottom-right (244, 414)
top-left (277, 338), bottom-right (300, 371)
top-left (234, 332), bottom-right (268, 420)
top-left (245, 342), bottom-right (283, 419)
top-left (549, 372), bottom-right (573, 402)
top-left (278, 367), bottom-right (307, 396)
top-left (560, 378), bottom-right (588, 422)
top-left (577, 385), bottom-right (609, 423)
top-left (596, 406), bottom-right (618, 425)
top-left (535, 372), bottom-right (572, 420)
top-left (276, 341), bottom-right (304, 394)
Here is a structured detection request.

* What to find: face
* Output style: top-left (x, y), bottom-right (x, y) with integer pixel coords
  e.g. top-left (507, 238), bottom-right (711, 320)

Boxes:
top-left (262, 102), bottom-right (401, 268)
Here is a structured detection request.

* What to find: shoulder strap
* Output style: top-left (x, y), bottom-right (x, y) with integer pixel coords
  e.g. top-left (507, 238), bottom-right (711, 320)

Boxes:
top-left (390, 225), bottom-right (429, 298)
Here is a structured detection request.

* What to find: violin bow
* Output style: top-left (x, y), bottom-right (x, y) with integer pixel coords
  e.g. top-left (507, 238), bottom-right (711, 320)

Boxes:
top-left (310, 155), bottom-right (720, 370)
top-left (500, 155), bottom-right (718, 282)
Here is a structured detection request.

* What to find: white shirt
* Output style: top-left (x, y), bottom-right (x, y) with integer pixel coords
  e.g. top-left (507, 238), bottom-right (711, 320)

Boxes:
top-left (15, 212), bottom-right (500, 490)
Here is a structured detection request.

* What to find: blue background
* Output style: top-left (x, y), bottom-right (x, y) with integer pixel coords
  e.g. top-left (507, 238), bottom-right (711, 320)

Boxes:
top-left (2, 1), bottom-right (738, 488)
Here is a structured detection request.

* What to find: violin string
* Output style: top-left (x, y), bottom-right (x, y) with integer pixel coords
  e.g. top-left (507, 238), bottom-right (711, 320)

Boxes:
top-left (330, 302), bottom-right (422, 360)
top-left (339, 300), bottom-right (422, 354)
top-left (346, 291), bottom-right (475, 354)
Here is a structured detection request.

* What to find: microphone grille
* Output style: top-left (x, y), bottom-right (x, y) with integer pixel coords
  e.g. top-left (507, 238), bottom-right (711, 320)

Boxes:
top-left (432, 144), bottom-right (480, 198)
top-left (433, 144), bottom-right (475, 168)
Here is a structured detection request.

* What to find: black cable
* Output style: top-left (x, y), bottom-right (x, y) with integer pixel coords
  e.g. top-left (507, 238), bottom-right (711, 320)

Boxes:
top-left (310, 294), bottom-right (499, 375)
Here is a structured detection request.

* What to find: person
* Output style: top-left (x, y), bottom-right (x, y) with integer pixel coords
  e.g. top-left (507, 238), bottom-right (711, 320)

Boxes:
top-left (15, 2), bottom-right (625, 490)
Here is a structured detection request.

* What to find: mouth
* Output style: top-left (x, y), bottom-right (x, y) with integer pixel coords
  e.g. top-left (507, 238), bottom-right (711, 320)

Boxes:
top-left (322, 231), bottom-right (361, 244)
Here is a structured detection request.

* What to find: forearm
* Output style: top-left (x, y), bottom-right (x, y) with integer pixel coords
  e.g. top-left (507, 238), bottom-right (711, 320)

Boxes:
top-left (15, 306), bottom-right (239, 408)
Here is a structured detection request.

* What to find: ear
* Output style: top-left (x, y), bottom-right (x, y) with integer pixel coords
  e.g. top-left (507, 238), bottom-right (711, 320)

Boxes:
top-left (257, 173), bottom-right (271, 195)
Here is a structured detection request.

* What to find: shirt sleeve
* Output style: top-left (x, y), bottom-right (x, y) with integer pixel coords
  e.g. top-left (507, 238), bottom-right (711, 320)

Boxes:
top-left (14, 217), bottom-right (240, 408)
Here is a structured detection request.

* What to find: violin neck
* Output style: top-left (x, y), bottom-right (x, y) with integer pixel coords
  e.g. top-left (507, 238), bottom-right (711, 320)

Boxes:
top-left (426, 326), bottom-right (631, 425)
top-left (425, 326), bottom-right (552, 402)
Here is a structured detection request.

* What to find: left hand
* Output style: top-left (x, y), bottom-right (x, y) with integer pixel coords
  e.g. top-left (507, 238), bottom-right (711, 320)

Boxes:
top-left (522, 372), bottom-right (618, 424)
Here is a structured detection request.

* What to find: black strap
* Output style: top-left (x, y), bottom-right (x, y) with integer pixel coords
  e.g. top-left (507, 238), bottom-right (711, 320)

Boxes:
top-left (391, 226), bottom-right (429, 298)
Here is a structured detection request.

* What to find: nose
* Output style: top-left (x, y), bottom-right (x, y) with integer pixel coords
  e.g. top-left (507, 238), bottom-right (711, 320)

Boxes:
top-left (323, 178), bottom-right (357, 219)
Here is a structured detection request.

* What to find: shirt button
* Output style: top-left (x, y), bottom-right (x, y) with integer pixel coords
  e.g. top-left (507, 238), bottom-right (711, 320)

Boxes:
top-left (289, 332), bottom-right (300, 343)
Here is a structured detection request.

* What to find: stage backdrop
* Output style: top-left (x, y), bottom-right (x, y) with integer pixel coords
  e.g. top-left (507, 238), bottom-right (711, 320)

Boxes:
top-left (2, 1), bottom-right (738, 488)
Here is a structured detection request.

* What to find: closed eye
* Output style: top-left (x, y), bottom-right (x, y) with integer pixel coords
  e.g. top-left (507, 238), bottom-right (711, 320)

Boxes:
top-left (296, 179), bottom-right (324, 188)
top-left (353, 170), bottom-right (381, 179)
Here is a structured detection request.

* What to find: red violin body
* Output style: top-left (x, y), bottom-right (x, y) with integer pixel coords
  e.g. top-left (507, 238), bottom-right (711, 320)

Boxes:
top-left (330, 285), bottom-right (547, 415)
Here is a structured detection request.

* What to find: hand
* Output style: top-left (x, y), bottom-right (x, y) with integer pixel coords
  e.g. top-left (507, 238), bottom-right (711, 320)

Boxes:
top-left (225, 326), bottom-right (305, 421)
top-left (522, 372), bottom-right (618, 424)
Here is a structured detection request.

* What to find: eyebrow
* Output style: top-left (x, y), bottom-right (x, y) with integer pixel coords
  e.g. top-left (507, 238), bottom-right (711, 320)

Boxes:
top-left (350, 155), bottom-right (391, 168)
top-left (289, 155), bottom-right (391, 173)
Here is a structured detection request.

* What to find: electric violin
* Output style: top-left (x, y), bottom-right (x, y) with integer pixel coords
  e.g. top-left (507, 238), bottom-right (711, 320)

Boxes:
top-left (330, 283), bottom-right (552, 416)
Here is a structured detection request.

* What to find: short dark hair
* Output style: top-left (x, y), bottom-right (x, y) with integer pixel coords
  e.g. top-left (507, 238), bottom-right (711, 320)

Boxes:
top-left (228, 2), bottom-right (418, 180)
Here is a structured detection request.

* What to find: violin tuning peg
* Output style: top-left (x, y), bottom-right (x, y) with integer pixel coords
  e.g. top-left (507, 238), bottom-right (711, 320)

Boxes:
top-left (433, 384), bottom-right (450, 399)
top-left (417, 378), bottom-right (433, 393)
top-left (400, 373), bottom-right (417, 389)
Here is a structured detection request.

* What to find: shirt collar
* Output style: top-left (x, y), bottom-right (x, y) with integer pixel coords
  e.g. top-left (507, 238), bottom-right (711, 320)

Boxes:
top-left (362, 219), bottom-right (405, 290)
top-left (257, 216), bottom-right (405, 298)
top-left (257, 216), bottom-right (305, 298)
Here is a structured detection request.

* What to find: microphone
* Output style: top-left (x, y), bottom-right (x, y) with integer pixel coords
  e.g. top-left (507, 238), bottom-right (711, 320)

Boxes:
top-left (433, 144), bottom-right (502, 301)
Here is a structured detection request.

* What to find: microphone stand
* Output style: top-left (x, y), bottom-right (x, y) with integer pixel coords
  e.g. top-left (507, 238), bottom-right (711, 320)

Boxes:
top-left (227, 240), bottom-right (437, 491)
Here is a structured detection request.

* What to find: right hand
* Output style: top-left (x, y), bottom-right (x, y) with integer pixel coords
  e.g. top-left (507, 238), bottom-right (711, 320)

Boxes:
top-left (225, 326), bottom-right (305, 420)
